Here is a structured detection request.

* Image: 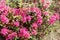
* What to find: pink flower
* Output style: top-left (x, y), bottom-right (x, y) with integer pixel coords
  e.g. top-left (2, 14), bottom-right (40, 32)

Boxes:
top-left (0, 0), bottom-right (6, 6)
top-left (35, 8), bottom-right (42, 16)
top-left (31, 7), bottom-right (42, 16)
top-left (0, 15), bottom-right (9, 24)
top-left (31, 7), bottom-right (37, 12)
top-left (20, 8), bottom-right (26, 17)
top-left (10, 22), bottom-right (14, 26)
top-left (0, 6), bottom-right (4, 11)
top-left (0, 28), bottom-right (8, 35)
top-left (2, 10), bottom-right (8, 16)
top-left (14, 9), bottom-right (20, 16)
top-left (40, 32), bottom-right (44, 36)
top-left (18, 28), bottom-right (30, 38)
top-left (27, 15), bottom-right (31, 22)
top-left (32, 23), bottom-right (38, 29)
top-left (54, 13), bottom-right (59, 20)
top-left (49, 15), bottom-right (56, 24)
top-left (0, 5), bottom-right (9, 12)
top-left (41, 0), bottom-right (45, 4)
top-left (23, 31), bottom-right (30, 38)
top-left (49, 13), bottom-right (59, 24)
top-left (21, 17), bottom-right (27, 23)
top-left (20, 12), bottom-right (26, 17)
top-left (4, 6), bottom-right (10, 11)
top-left (37, 16), bottom-right (42, 25)
top-left (43, 4), bottom-right (49, 9)
top-left (10, 8), bottom-right (16, 14)
top-left (14, 21), bottom-right (19, 27)
top-left (43, 11), bottom-right (48, 16)
top-left (6, 32), bottom-right (17, 40)
top-left (31, 30), bottom-right (37, 35)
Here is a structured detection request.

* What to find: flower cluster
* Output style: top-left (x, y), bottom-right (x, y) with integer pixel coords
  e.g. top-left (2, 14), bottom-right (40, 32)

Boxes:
top-left (0, 0), bottom-right (59, 40)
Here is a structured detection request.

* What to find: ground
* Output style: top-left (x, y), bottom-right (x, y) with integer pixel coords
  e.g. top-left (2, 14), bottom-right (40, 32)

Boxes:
top-left (44, 21), bottom-right (60, 40)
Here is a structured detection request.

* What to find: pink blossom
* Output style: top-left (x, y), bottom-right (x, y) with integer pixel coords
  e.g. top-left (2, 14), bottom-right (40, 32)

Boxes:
top-left (14, 9), bottom-right (20, 16)
top-left (35, 8), bottom-right (42, 16)
top-left (49, 13), bottom-right (59, 24)
top-left (49, 15), bottom-right (56, 24)
top-left (27, 15), bottom-right (31, 22)
top-left (43, 11), bottom-right (48, 16)
top-left (10, 22), bottom-right (14, 26)
top-left (54, 13), bottom-right (59, 20)
top-left (23, 31), bottom-right (30, 38)
top-left (14, 21), bottom-right (19, 27)
top-left (10, 8), bottom-right (16, 14)
top-left (43, 4), bottom-right (49, 9)
top-left (40, 32), bottom-right (44, 36)
top-left (0, 6), bottom-right (4, 11)
top-left (2, 10), bottom-right (8, 16)
top-left (31, 7), bottom-right (42, 16)
top-left (0, 28), bottom-right (8, 35)
top-left (0, 5), bottom-right (9, 12)
top-left (4, 6), bottom-right (10, 11)
top-left (21, 17), bottom-right (27, 23)
top-left (0, 0), bottom-right (6, 6)
top-left (37, 16), bottom-right (42, 25)
top-left (6, 32), bottom-right (17, 40)
top-left (20, 8), bottom-right (26, 17)
top-left (20, 12), bottom-right (26, 17)
top-left (31, 7), bottom-right (37, 12)
top-left (0, 15), bottom-right (9, 24)
top-left (32, 23), bottom-right (38, 29)
top-left (41, 0), bottom-right (45, 4)
top-left (18, 28), bottom-right (30, 38)
top-left (31, 30), bottom-right (37, 35)
top-left (31, 7), bottom-right (42, 17)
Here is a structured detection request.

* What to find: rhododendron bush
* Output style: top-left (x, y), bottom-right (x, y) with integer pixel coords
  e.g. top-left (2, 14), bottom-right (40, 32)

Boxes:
top-left (0, 0), bottom-right (59, 40)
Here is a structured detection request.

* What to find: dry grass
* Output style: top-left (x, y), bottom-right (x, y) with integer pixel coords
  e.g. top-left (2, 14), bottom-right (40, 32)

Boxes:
top-left (44, 21), bottom-right (60, 40)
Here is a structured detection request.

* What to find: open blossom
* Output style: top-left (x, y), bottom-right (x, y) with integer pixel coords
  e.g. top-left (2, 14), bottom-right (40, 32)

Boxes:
top-left (54, 13), bottom-right (59, 20)
top-left (23, 31), bottom-right (30, 38)
top-left (32, 23), bottom-right (38, 29)
top-left (20, 8), bottom-right (26, 17)
top-left (35, 7), bottom-right (42, 16)
top-left (36, 10), bottom-right (42, 17)
top-left (0, 28), bottom-right (8, 35)
top-left (0, 15), bottom-right (9, 24)
top-left (43, 4), bottom-right (49, 9)
top-left (41, 0), bottom-right (45, 4)
top-left (21, 17), bottom-right (27, 23)
top-left (10, 22), bottom-right (14, 26)
top-left (20, 12), bottom-right (26, 17)
top-left (6, 32), bottom-right (17, 40)
top-left (31, 7), bottom-right (37, 12)
top-left (0, 5), bottom-right (9, 12)
top-left (14, 9), bottom-right (20, 16)
top-left (14, 21), bottom-right (19, 27)
top-left (2, 10), bottom-right (8, 16)
top-left (18, 28), bottom-right (30, 38)
top-left (40, 32), bottom-right (44, 36)
top-left (31, 29), bottom-right (37, 35)
top-left (0, 0), bottom-right (6, 6)
top-left (37, 16), bottom-right (42, 25)
top-left (31, 7), bottom-right (42, 16)
top-left (27, 15), bottom-right (32, 22)
top-left (49, 15), bottom-right (56, 24)
top-left (49, 13), bottom-right (59, 24)
top-left (43, 11), bottom-right (48, 16)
